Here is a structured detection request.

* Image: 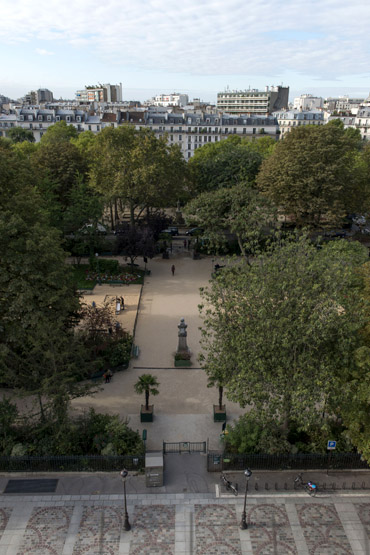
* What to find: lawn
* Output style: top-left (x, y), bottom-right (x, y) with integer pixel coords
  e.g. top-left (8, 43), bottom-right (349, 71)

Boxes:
top-left (72, 264), bottom-right (145, 289)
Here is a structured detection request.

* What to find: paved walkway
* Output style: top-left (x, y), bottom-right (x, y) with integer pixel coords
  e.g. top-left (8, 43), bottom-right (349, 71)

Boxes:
top-left (0, 489), bottom-right (369, 554)
top-left (72, 250), bottom-right (247, 450)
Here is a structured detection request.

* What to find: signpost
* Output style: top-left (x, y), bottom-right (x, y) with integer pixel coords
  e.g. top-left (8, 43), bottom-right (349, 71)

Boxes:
top-left (327, 440), bottom-right (336, 474)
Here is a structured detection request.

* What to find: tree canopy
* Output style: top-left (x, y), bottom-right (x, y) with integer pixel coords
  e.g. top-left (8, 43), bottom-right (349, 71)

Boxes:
top-left (256, 124), bottom-right (369, 228)
top-left (199, 235), bottom-right (369, 440)
top-left (188, 135), bottom-right (272, 193)
top-left (89, 126), bottom-right (188, 228)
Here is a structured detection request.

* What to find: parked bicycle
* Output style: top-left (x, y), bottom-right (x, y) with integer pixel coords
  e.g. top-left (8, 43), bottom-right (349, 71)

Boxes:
top-left (294, 474), bottom-right (318, 496)
top-left (220, 473), bottom-right (238, 496)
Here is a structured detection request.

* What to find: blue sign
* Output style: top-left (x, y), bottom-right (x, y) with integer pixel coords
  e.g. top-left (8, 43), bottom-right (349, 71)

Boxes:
top-left (327, 440), bottom-right (336, 450)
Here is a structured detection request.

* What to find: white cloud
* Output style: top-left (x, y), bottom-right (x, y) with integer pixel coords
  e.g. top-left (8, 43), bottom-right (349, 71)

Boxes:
top-left (35, 48), bottom-right (54, 56)
top-left (1, 0), bottom-right (370, 81)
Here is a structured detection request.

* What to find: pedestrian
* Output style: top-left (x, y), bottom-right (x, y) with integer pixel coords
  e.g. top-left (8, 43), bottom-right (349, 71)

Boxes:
top-left (171, 264), bottom-right (175, 276)
top-left (103, 372), bottom-right (109, 384)
top-left (107, 369), bottom-right (113, 383)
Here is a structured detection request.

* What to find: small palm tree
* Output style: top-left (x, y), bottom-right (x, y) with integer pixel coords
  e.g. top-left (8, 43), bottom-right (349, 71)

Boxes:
top-left (134, 374), bottom-right (160, 410)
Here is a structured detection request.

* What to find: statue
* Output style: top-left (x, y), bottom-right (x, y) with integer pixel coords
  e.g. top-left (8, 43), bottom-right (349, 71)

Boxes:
top-left (177, 318), bottom-right (189, 353)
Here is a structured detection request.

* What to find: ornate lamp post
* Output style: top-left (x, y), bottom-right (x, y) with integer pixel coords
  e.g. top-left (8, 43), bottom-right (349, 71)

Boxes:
top-left (240, 468), bottom-right (252, 530)
top-left (120, 469), bottom-right (131, 531)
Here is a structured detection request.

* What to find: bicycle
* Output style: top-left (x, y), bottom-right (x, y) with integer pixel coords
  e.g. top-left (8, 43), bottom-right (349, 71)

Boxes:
top-left (220, 473), bottom-right (238, 496)
top-left (294, 473), bottom-right (318, 496)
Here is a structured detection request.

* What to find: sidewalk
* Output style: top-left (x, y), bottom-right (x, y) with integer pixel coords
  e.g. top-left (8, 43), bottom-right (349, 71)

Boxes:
top-left (0, 471), bottom-right (369, 554)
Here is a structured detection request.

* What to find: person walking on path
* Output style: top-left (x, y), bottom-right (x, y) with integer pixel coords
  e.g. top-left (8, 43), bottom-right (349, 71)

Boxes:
top-left (171, 264), bottom-right (175, 276)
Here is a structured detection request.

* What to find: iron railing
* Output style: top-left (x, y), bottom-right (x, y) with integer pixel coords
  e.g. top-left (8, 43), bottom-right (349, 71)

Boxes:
top-left (0, 455), bottom-right (145, 473)
top-left (207, 452), bottom-right (369, 472)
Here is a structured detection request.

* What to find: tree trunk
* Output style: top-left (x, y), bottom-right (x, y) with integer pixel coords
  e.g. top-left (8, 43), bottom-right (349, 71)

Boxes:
top-left (109, 202), bottom-right (114, 230)
top-left (130, 201), bottom-right (135, 230)
top-left (145, 390), bottom-right (149, 411)
top-left (219, 385), bottom-right (223, 410)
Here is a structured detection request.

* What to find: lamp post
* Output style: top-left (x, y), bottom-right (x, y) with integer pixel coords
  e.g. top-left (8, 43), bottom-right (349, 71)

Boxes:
top-left (240, 468), bottom-right (252, 530)
top-left (120, 469), bottom-right (131, 531)
top-left (95, 252), bottom-right (101, 284)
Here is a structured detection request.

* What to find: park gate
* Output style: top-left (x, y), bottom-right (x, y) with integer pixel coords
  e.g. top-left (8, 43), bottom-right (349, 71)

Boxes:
top-left (163, 441), bottom-right (207, 454)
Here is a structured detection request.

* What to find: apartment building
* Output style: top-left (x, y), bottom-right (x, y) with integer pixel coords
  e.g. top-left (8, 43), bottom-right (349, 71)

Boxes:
top-left (273, 110), bottom-right (324, 137)
top-left (75, 83), bottom-right (123, 103)
top-left (293, 94), bottom-right (323, 111)
top-left (150, 93), bottom-right (189, 107)
top-left (217, 86), bottom-right (289, 116)
top-left (0, 107), bottom-right (279, 157)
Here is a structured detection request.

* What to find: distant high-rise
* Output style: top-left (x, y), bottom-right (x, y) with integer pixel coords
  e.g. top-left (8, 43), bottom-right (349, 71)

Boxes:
top-left (217, 85), bottom-right (289, 116)
top-left (75, 83), bottom-right (123, 103)
top-left (24, 88), bottom-right (53, 105)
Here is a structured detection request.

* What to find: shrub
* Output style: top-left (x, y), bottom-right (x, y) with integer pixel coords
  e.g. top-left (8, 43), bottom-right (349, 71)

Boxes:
top-left (174, 352), bottom-right (191, 361)
top-left (89, 257), bottom-right (119, 273)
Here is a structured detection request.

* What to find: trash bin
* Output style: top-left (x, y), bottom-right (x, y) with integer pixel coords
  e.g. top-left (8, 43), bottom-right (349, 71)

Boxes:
top-left (145, 452), bottom-right (164, 487)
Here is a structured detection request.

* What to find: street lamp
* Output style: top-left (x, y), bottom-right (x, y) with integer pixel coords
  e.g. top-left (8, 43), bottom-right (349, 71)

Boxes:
top-left (95, 252), bottom-right (101, 285)
top-left (120, 469), bottom-right (131, 531)
top-left (240, 468), bottom-right (252, 530)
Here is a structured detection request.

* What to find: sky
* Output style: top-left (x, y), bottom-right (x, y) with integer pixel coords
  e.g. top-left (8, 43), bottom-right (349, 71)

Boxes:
top-left (1, 0), bottom-right (370, 103)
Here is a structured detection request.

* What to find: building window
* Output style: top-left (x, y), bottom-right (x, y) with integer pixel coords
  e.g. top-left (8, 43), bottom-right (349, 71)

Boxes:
top-left (188, 127), bottom-right (191, 132)
top-left (28, 115), bottom-right (33, 121)
top-left (38, 115), bottom-right (43, 121)
top-left (170, 135), bottom-right (173, 141)
top-left (233, 128), bottom-right (237, 133)
top-left (253, 128), bottom-right (256, 134)
top-left (39, 124), bottom-right (42, 128)
top-left (88, 125), bottom-right (91, 131)
top-left (225, 128), bottom-right (228, 133)
top-left (188, 152), bottom-right (191, 159)
top-left (179, 135), bottom-right (182, 141)
top-left (47, 115), bottom-right (51, 121)
top-left (243, 128), bottom-right (246, 134)
top-left (215, 137), bottom-right (218, 142)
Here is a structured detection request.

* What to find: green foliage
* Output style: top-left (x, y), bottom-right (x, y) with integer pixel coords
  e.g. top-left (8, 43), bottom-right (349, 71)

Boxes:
top-left (184, 182), bottom-right (276, 258)
top-left (225, 413), bottom-right (291, 454)
top-left (0, 397), bottom-right (19, 455)
top-left (200, 234), bottom-right (369, 432)
top-left (89, 257), bottom-right (119, 273)
top-left (257, 125), bottom-right (369, 228)
top-left (0, 408), bottom-right (143, 456)
top-left (103, 337), bottom-right (133, 367)
top-left (134, 374), bottom-right (160, 410)
top-left (7, 127), bottom-right (35, 144)
top-left (188, 136), bottom-right (265, 193)
top-left (40, 120), bottom-right (78, 145)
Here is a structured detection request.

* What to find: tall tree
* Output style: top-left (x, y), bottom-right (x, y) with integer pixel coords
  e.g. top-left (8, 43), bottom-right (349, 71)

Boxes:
top-left (7, 127), bottom-right (35, 143)
top-left (0, 144), bottom-right (95, 423)
top-left (256, 124), bottom-right (368, 228)
top-left (199, 235), bottom-right (368, 430)
top-left (188, 136), bottom-right (271, 193)
top-left (89, 126), bottom-right (188, 229)
top-left (184, 182), bottom-right (276, 258)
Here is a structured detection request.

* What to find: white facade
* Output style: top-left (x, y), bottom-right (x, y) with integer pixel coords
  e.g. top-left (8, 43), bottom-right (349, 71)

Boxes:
top-left (273, 110), bottom-right (324, 137)
top-left (355, 107), bottom-right (370, 141)
top-left (293, 94), bottom-right (323, 111)
top-left (152, 93), bottom-right (189, 107)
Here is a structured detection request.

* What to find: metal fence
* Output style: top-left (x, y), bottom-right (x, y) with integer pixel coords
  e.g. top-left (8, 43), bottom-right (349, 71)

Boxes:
top-left (207, 452), bottom-right (369, 472)
top-left (0, 455), bottom-right (145, 473)
top-left (163, 441), bottom-right (207, 454)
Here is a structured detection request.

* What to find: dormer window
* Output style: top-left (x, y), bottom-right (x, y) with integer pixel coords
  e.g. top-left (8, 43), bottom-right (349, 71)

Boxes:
top-left (20, 115), bottom-right (24, 121)
top-left (66, 116), bottom-right (70, 122)
top-left (28, 115), bottom-right (33, 121)
top-left (56, 116), bottom-right (60, 121)
top-left (47, 115), bottom-right (51, 121)
top-left (76, 116), bottom-right (81, 123)
top-left (38, 115), bottom-right (43, 121)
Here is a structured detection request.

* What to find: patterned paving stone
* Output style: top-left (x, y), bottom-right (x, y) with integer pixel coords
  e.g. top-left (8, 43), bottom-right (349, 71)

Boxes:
top-left (296, 503), bottom-right (352, 554)
top-left (129, 505), bottom-right (175, 554)
top-left (17, 505), bottom-right (73, 555)
top-left (195, 504), bottom-right (241, 554)
top-left (247, 504), bottom-right (297, 554)
top-left (0, 508), bottom-right (12, 541)
top-left (73, 505), bottom-right (123, 554)
top-left (354, 503), bottom-right (370, 540)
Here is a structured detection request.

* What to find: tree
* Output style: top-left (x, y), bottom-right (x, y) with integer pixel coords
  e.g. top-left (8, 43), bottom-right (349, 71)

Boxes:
top-left (188, 136), bottom-right (270, 193)
top-left (256, 125), bottom-right (368, 228)
top-left (7, 127), bottom-right (35, 143)
top-left (40, 120), bottom-right (78, 145)
top-left (184, 183), bottom-right (276, 258)
top-left (134, 374), bottom-right (160, 410)
top-left (114, 227), bottom-right (155, 269)
top-left (199, 234), bottom-right (369, 430)
top-left (0, 144), bottom-right (96, 424)
top-left (89, 126), bottom-right (188, 230)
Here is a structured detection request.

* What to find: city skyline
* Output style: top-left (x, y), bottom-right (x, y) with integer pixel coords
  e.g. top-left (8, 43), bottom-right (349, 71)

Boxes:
top-left (1, 0), bottom-right (370, 103)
